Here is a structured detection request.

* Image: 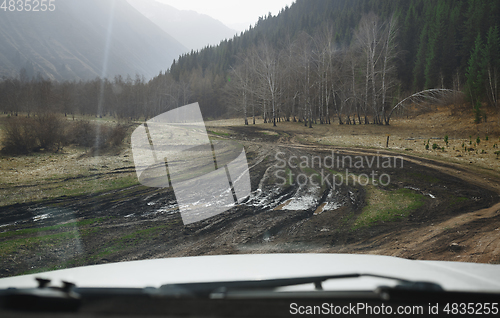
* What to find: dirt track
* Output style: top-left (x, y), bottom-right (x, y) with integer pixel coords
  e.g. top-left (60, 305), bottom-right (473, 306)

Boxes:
top-left (0, 123), bottom-right (499, 278)
top-left (222, 125), bottom-right (500, 262)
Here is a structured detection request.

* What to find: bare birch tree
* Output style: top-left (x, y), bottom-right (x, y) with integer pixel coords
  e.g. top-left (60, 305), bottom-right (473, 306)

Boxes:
top-left (380, 14), bottom-right (399, 124)
top-left (253, 41), bottom-right (281, 126)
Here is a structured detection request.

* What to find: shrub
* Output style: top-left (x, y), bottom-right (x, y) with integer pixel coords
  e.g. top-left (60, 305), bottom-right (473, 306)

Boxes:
top-left (1, 114), bottom-right (66, 154)
top-left (68, 121), bottom-right (127, 150)
top-left (2, 118), bottom-right (37, 154)
top-left (432, 143), bottom-right (438, 150)
top-left (68, 121), bottom-right (95, 148)
top-left (34, 113), bottom-right (67, 151)
top-left (2, 116), bottom-right (126, 155)
top-left (476, 136), bottom-right (480, 145)
top-left (107, 124), bottom-right (127, 147)
top-left (444, 135), bottom-right (448, 146)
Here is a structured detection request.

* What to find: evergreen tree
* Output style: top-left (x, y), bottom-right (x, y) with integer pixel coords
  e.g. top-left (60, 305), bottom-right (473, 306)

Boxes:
top-left (465, 33), bottom-right (486, 123)
top-left (424, 1), bottom-right (447, 89)
top-left (413, 24), bottom-right (428, 91)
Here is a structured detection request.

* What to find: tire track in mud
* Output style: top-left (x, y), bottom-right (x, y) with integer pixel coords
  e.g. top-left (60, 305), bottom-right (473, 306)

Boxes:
top-left (226, 125), bottom-right (500, 262)
top-left (264, 127), bottom-right (500, 195)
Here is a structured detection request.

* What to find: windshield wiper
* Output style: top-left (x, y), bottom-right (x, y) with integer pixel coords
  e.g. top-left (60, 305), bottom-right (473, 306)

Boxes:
top-left (153, 273), bottom-right (443, 299)
top-left (0, 278), bottom-right (81, 312)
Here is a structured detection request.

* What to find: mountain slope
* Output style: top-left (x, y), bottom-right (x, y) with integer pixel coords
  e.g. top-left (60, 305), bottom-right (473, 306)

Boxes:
top-left (0, 0), bottom-right (187, 81)
top-left (127, 0), bottom-right (237, 51)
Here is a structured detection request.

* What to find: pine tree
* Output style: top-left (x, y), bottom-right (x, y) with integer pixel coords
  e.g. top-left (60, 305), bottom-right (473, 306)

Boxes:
top-left (399, 3), bottom-right (418, 90)
top-left (460, 0), bottom-right (487, 71)
top-left (440, 4), bottom-right (460, 88)
top-left (413, 24), bottom-right (429, 91)
top-left (466, 33), bottom-right (486, 123)
top-left (424, 1), bottom-right (447, 89)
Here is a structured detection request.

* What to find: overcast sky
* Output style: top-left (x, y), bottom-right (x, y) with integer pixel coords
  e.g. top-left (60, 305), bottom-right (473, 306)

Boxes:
top-left (157, 0), bottom-right (296, 32)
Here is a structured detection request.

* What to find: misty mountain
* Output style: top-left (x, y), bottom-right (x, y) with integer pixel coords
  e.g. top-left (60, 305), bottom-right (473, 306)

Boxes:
top-left (126, 0), bottom-right (237, 51)
top-left (0, 0), bottom-right (187, 81)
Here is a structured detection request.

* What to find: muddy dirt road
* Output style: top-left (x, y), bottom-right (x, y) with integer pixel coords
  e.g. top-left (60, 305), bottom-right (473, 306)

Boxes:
top-left (0, 125), bottom-right (499, 277)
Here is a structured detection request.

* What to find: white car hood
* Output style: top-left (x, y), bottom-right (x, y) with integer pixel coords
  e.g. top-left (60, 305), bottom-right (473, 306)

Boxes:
top-left (1, 254), bottom-right (499, 293)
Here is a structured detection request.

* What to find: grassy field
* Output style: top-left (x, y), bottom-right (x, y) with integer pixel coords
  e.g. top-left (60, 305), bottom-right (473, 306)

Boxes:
top-left (353, 187), bottom-right (425, 229)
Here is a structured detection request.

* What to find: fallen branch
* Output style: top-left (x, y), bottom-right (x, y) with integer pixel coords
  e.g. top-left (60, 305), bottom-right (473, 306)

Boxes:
top-left (385, 89), bottom-right (462, 125)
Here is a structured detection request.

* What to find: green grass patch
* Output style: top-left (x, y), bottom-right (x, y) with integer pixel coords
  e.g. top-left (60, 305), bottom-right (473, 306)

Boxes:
top-left (79, 222), bottom-right (180, 263)
top-left (276, 166), bottom-right (293, 186)
top-left (0, 231), bottom-right (80, 259)
top-left (261, 131), bottom-right (279, 136)
top-left (326, 168), bottom-right (343, 176)
top-left (449, 195), bottom-right (468, 206)
top-left (55, 175), bottom-right (139, 198)
top-left (105, 221), bottom-right (180, 252)
top-left (114, 226), bottom-right (165, 247)
top-left (352, 187), bottom-right (425, 230)
top-left (0, 217), bottom-right (109, 239)
top-left (87, 246), bottom-right (121, 261)
top-left (301, 167), bottom-right (321, 184)
top-left (208, 130), bottom-right (229, 136)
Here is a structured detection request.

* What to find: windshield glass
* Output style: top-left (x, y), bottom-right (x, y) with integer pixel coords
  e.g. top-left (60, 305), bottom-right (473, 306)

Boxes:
top-left (0, 0), bottom-right (499, 284)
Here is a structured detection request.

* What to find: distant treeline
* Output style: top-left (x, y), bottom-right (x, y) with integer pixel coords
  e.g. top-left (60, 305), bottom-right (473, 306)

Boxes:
top-left (0, 0), bottom-right (499, 124)
top-left (0, 73), bottom-right (202, 120)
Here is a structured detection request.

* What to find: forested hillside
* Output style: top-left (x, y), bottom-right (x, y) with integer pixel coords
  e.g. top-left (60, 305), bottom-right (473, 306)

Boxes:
top-left (169, 0), bottom-right (500, 123)
top-left (172, 0), bottom-right (500, 91)
top-left (0, 0), bottom-right (499, 125)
